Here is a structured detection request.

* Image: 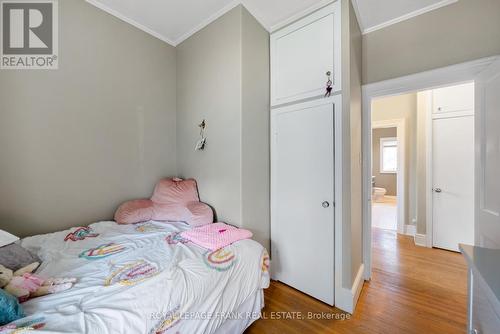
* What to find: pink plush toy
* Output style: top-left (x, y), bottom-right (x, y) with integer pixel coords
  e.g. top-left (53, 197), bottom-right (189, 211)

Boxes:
top-left (0, 263), bottom-right (76, 303)
top-left (114, 178), bottom-right (213, 227)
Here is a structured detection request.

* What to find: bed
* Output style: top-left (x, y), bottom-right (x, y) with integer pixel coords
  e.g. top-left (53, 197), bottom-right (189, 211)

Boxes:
top-left (1, 220), bottom-right (269, 334)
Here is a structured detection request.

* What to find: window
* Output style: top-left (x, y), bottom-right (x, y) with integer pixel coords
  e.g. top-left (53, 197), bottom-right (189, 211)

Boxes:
top-left (380, 137), bottom-right (398, 173)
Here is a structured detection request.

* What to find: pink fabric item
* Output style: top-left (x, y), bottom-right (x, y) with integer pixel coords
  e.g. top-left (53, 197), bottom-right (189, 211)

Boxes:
top-left (114, 200), bottom-right (154, 225)
top-left (151, 178), bottom-right (199, 204)
top-left (114, 178), bottom-right (213, 227)
top-left (11, 273), bottom-right (44, 293)
top-left (180, 222), bottom-right (253, 251)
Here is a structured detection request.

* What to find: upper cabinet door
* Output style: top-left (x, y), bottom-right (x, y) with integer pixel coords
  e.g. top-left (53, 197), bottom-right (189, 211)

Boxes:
top-left (433, 82), bottom-right (475, 114)
top-left (271, 1), bottom-right (341, 107)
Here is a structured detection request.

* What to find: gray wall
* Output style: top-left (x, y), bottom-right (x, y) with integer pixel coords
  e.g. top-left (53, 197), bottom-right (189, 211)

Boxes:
top-left (241, 8), bottom-right (271, 250)
top-left (340, 0), bottom-right (363, 287)
top-left (176, 6), bottom-right (242, 226)
top-left (416, 92), bottom-right (429, 235)
top-left (362, 0), bottom-right (500, 84)
top-left (0, 0), bottom-right (177, 237)
top-left (372, 128), bottom-right (397, 195)
top-left (176, 6), bottom-right (270, 250)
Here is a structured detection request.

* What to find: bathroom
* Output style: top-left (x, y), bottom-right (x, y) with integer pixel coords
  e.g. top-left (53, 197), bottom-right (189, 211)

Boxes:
top-left (372, 126), bottom-right (399, 231)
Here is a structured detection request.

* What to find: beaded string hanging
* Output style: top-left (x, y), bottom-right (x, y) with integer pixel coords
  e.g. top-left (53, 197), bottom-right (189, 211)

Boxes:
top-left (325, 71), bottom-right (333, 97)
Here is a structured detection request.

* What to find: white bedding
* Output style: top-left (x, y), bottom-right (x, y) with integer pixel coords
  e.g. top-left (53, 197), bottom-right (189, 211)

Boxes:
top-left (1, 221), bottom-right (269, 334)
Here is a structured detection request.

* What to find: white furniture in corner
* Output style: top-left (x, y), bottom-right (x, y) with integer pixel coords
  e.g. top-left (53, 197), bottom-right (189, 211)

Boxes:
top-left (270, 0), bottom-right (342, 307)
top-left (270, 1), bottom-right (341, 107)
top-left (460, 244), bottom-right (500, 334)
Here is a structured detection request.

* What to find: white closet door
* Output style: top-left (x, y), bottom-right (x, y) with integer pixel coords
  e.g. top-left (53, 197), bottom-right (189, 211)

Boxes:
top-left (433, 82), bottom-right (474, 114)
top-left (271, 101), bottom-right (335, 305)
top-left (432, 115), bottom-right (475, 251)
top-left (270, 1), bottom-right (341, 106)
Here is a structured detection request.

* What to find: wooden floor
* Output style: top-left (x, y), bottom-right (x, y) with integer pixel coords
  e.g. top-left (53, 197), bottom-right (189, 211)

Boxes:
top-left (245, 228), bottom-right (468, 334)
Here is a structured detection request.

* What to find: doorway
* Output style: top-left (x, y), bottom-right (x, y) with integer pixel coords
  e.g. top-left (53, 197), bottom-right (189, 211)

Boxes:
top-left (361, 56), bottom-right (499, 279)
top-left (371, 118), bottom-right (406, 233)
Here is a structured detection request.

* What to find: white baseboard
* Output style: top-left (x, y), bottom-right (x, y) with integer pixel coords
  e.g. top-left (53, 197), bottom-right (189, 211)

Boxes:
top-left (335, 264), bottom-right (365, 314)
top-left (414, 234), bottom-right (427, 247)
top-left (405, 224), bottom-right (416, 236)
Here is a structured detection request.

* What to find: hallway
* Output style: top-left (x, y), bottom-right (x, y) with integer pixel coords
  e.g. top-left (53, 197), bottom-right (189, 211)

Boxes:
top-left (246, 228), bottom-right (468, 334)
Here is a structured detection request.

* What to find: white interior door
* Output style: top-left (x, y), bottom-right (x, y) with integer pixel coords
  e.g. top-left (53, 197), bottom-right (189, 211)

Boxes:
top-left (475, 59), bottom-right (500, 248)
top-left (432, 115), bottom-right (475, 251)
top-left (271, 101), bottom-right (334, 305)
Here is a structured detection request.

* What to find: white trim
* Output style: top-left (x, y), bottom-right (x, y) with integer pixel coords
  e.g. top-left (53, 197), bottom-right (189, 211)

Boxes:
top-left (270, 95), bottom-right (344, 308)
top-left (335, 264), bottom-right (365, 314)
top-left (176, 0), bottom-right (270, 46)
top-left (333, 95), bottom-right (344, 311)
top-left (350, 0), bottom-right (364, 33)
top-left (414, 234), bottom-right (427, 247)
top-left (270, 0), bottom-right (336, 32)
top-left (372, 119), bottom-right (406, 235)
top-left (362, 56), bottom-right (500, 280)
top-left (362, 0), bottom-right (458, 35)
top-left (432, 109), bottom-right (474, 120)
top-left (405, 224), bottom-right (416, 237)
top-left (175, 0), bottom-right (241, 45)
top-left (85, 0), bottom-right (177, 46)
top-left (425, 91), bottom-right (434, 248)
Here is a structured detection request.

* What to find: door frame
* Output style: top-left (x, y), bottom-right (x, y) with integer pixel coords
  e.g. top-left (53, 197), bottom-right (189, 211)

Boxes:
top-left (372, 119), bottom-right (406, 234)
top-left (270, 95), bottom-right (344, 305)
top-left (362, 56), bottom-right (499, 280)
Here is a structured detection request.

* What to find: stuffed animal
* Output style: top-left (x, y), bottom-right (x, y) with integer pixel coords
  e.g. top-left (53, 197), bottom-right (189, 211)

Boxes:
top-left (0, 263), bottom-right (76, 303)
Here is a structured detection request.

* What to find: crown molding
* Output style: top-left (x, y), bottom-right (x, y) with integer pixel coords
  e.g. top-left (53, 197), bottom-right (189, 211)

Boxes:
top-left (174, 0), bottom-right (241, 46)
top-left (85, 0), bottom-right (176, 46)
top-left (350, 0), bottom-right (364, 32)
top-left (270, 0), bottom-right (335, 32)
top-left (86, 0), bottom-right (271, 47)
top-left (362, 0), bottom-right (458, 35)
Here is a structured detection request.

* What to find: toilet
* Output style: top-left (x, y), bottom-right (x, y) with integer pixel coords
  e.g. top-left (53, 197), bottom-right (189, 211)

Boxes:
top-left (372, 187), bottom-right (387, 202)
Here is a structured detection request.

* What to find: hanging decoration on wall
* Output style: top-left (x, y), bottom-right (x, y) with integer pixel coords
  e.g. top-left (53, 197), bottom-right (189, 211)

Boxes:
top-left (324, 71), bottom-right (333, 97)
top-left (195, 119), bottom-right (207, 151)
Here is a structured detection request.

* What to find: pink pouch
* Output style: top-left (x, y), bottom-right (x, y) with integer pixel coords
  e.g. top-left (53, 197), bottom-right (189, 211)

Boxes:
top-left (180, 223), bottom-right (252, 251)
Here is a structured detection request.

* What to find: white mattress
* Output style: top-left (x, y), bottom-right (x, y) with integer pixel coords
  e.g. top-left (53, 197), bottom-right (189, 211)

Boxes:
top-left (1, 221), bottom-right (269, 334)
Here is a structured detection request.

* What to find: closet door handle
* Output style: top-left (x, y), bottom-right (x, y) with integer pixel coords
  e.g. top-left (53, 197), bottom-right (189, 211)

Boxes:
top-left (433, 188), bottom-right (442, 193)
top-left (322, 201), bottom-right (330, 208)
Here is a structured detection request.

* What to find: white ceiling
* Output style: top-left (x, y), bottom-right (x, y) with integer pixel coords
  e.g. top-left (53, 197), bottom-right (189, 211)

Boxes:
top-left (85, 0), bottom-right (330, 46)
top-left (85, 0), bottom-right (459, 46)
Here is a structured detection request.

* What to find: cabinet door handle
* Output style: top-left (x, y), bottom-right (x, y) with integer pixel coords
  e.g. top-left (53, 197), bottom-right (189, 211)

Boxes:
top-left (433, 188), bottom-right (442, 193)
top-left (322, 201), bottom-right (330, 208)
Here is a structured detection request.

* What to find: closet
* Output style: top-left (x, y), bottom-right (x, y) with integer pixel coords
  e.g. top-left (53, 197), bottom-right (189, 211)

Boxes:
top-left (270, 1), bottom-right (341, 306)
top-left (431, 82), bottom-right (475, 252)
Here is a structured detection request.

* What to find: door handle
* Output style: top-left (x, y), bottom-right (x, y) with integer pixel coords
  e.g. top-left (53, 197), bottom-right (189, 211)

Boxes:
top-left (322, 201), bottom-right (330, 208)
top-left (433, 188), bottom-right (442, 193)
